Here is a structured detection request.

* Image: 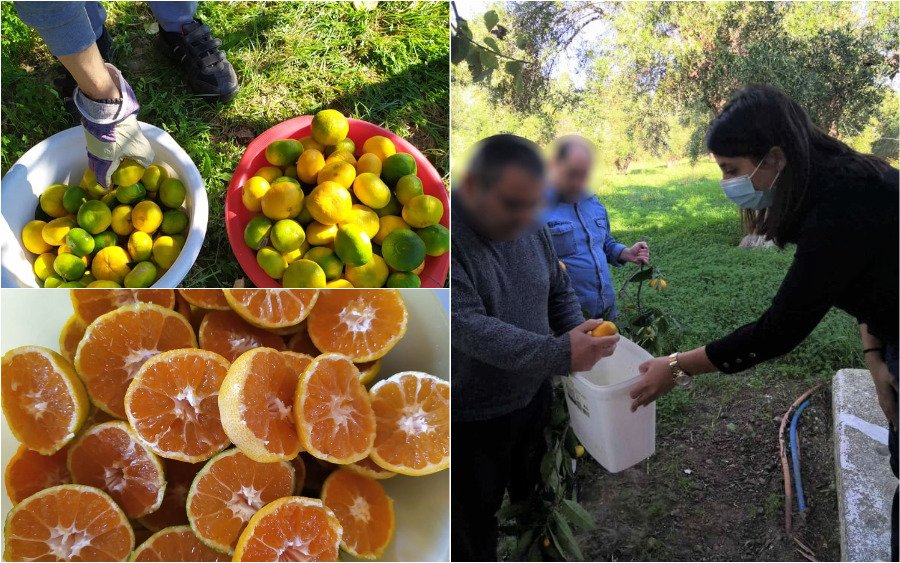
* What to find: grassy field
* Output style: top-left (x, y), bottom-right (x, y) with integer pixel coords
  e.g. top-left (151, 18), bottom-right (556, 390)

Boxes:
top-left (1, 1), bottom-right (448, 287)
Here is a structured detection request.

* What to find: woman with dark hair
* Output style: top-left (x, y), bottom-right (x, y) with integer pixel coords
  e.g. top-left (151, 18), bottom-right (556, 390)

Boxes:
top-left (628, 85), bottom-right (899, 558)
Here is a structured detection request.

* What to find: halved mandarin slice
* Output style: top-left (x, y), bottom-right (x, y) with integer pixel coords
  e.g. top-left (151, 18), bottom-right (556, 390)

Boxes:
top-left (295, 353), bottom-right (376, 464)
top-left (1, 346), bottom-right (89, 454)
top-left (5, 444), bottom-right (72, 505)
top-left (286, 321), bottom-right (321, 356)
top-left (223, 289), bottom-right (319, 329)
top-left (130, 525), bottom-right (229, 562)
top-left (174, 291), bottom-right (194, 326)
top-left (66, 421), bottom-right (166, 519)
top-left (177, 289), bottom-right (231, 311)
top-left (139, 459), bottom-right (203, 532)
top-left (186, 448), bottom-right (295, 554)
top-left (321, 469), bottom-right (395, 559)
top-left (290, 454), bottom-right (307, 495)
top-left (198, 309), bottom-right (285, 363)
top-left (59, 314), bottom-right (87, 364)
top-left (219, 348), bottom-right (303, 462)
top-left (71, 288), bottom-right (175, 324)
top-left (74, 303), bottom-right (197, 419)
top-left (369, 372), bottom-right (449, 476)
top-left (125, 349), bottom-right (231, 463)
top-left (282, 350), bottom-right (314, 376)
top-left (357, 359), bottom-right (381, 386)
top-left (233, 497), bottom-right (342, 562)
top-left (307, 290), bottom-right (408, 362)
top-left (2, 484), bottom-right (134, 562)
top-left (346, 456), bottom-right (396, 480)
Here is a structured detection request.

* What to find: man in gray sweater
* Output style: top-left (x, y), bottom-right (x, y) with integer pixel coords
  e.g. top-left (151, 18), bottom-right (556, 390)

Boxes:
top-left (451, 134), bottom-right (620, 561)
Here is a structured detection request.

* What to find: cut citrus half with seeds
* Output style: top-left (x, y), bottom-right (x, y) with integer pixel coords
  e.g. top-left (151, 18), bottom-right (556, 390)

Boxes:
top-left (66, 421), bottom-right (166, 518)
top-left (307, 290), bottom-right (408, 362)
top-left (186, 448), bottom-right (295, 554)
top-left (130, 525), bottom-right (229, 562)
top-left (223, 289), bottom-right (319, 329)
top-left (71, 288), bottom-right (176, 324)
top-left (321, 469), bottom-right (395, 559)
top-left (1, 346), bottom-right (89, 454)
top-left (369, 372), bottom-right (449, 476)
top-left (139, 459), bottom-right (203, 532)
top-left (177, 289), bottom-right (231, 311)
top-left (59, 314), bottom-right (87, 364)
top-left (286, 321), bottom-right (321, 356)
top-left (2, 484), bottom-right (134, 562)
top-left (219, 348), bottom-right (302, 462)
top-left (232, 497), bottom-right (342, 562)
top-left (295, 353), bottom-right (376, 464)
top-left (345, 456), bottom-right (396, 480)
top-left (74, 303), bottom-right (197, 419)
top-left (198, 310), bottom-right (285, 363)
top-left (125, 349), bottom-right (231, 463)
top-left (5, 444), bottom-right (72, 505)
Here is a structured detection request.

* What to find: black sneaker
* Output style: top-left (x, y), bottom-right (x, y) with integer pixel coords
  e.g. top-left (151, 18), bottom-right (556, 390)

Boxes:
top-left (159, 19), bottom-right (239, 103)
top-left (55, 27), bottom-right (115, 120)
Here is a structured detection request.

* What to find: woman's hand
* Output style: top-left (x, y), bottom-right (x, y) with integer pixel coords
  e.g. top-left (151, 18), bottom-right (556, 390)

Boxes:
top-left (870, 360), bottom-right (898, 429)
top-left (629, 356), bottom-right (675, 411)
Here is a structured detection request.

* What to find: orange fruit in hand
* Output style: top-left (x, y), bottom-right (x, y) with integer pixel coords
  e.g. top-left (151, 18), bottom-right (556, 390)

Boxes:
top-left (369, 372), bottom-right (449, 476)
top-left (74, 302), bottom-right (197, 419)
top-left (322, 469), bottom-right (395, 559)
top-left (59, 314), bottom-right (87, 364)
top-left (589, 320), bottom-right (618, 337)
top-left (67, 421), bottom-right (166, 518)
top-left (177, 289), bottom-right (231, 311)
top-left (295, 353), bottom-right (377, 464)
top-left (139, 459), bottom-right (203, 532)
top-left (125, 349), bottom-right (232, 463)
top-left (131, 525), bottom-right (229, 562)
top-left (70, 288), bottom-right (176, 324)
top-left (307, 289), bottom-right (408, 362)
top-left (199, 309), bottom-right (286, 363)
top-left (4, 444), bottom-right (71, 505)
top-left (3, 484), bottom-right (134, 561)
top-left (219, 348), bottom-right (303, 462)
top-left (186, 448), bottom-right (295, 554)
top-left (233, 496), bottom-right (342, 562)
top-left (223, 289), bottom-right (319, 329)
top-left (1, 346), bottom-right (89, 454)
top-left (346, 456), bottom-right (396, 480)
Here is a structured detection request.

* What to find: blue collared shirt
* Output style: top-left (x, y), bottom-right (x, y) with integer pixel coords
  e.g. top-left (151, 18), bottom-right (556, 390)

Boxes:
top-left (542, 190), bottom-right (627, 319)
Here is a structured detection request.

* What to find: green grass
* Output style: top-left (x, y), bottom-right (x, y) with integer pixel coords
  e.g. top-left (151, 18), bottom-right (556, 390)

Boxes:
top-left (595, 160), bottom-right (862, 405)
top-left (1, 1), bottom-right (448, 287)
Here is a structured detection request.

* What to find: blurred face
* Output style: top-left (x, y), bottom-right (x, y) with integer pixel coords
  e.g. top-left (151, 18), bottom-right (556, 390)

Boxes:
top-left (461, 165), bottom-right (545, 240)
top-left (713, 149), bottom-right (785, 191)
top-left (552, 144), bottom-right (592, 201)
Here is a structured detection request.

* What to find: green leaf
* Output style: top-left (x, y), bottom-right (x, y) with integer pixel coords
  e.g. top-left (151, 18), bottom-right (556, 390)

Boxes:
top-left (451, 34), bottom-right (471, 64)
top-left (484, 36), bottom-right (500, 51)
top-left (559, 498), bottom-right (597, 530)
top-left (512, 528), bottom-right (536, 560)
top-left (626, 267), bottom-right (653, 284)
top-left (526, 540), bottom-right (543, 561)
top-left (505, 60), bottom-right (525, 76)
top-left (515, 34), bottom-right (529, 50)
top-left (466, 50), bottom-right (483, 77)
top-left (457, 18), bottom-right (472, 39)
top-left (484, 9), bottom-right (499, 31)
top-left (552, 511), bottom-right (585, 560)
top-left (480, 48), bottom-right (499, 69)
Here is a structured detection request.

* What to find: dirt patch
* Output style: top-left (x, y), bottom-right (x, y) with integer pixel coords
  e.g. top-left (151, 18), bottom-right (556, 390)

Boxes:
top-left (573, 378), bottom-right (841, 561)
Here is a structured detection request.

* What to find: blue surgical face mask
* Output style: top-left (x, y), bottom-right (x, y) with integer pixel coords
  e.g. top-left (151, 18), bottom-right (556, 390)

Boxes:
top-left (720, 156), bottom-right (780, 210)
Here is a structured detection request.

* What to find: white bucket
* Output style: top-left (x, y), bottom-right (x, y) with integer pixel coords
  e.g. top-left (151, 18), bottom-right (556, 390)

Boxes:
top-left (0, 122), bottom-right (207, 288)
top-left (564, 336), bottom-right (656, 473)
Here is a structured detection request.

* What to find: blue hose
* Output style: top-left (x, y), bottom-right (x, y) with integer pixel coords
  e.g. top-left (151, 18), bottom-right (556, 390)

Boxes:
top-left (789, 399), bottom-right (812, 512)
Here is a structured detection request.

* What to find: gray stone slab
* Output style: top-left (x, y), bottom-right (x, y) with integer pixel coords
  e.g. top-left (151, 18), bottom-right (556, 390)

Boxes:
top-left (832, 368), bottom-right (896, 562)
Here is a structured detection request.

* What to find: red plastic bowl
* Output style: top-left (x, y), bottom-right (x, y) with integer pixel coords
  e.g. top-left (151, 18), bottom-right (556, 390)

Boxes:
top-left (225, 117), bottom-right (449, 288)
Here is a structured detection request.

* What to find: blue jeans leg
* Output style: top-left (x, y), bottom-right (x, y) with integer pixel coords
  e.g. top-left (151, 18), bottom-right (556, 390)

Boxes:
top-left (14, 1), bottom-right (104, 56)
top-left (148, 1), bottom-right (198, 33)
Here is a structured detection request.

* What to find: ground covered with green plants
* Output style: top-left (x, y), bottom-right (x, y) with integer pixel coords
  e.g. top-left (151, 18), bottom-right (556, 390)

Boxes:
top-left (2, 1), bottom-right (448, 286)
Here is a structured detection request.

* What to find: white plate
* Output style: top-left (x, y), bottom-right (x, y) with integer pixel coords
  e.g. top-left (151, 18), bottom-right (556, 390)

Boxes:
top-left (0, 289), bottom-right (449, 562)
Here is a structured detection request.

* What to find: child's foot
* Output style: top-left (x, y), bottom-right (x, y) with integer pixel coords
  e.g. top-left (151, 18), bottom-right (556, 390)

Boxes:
top-left (158, 19), bottom-right (239, 103)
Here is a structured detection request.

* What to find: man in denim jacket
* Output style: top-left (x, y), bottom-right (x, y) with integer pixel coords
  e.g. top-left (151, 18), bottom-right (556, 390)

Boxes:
top-left (544, 136), bottom-right (650, 319)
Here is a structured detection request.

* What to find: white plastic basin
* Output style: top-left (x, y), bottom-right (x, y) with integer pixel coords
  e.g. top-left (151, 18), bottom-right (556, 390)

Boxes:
top-left (0, 122), bottom-right (207, 287)
top-left (565, 336), bottom-right (656, 473)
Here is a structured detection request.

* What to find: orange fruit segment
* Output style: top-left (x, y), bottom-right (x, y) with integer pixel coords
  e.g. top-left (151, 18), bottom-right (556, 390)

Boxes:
top-left (357, 359), bottom-right (381, 386)
top-left (70, 288), bottom-right (175, 324)
top-left (186, 448), bottom-right (295, 554)
top-left (307, 290), bottom-right (408, 362)
top-left (321, 469), bottom-right (395, 559)
top-left (74, 302), bottom-right (197, 419)
top-left (219, 348), bottom-right (303, 462)
top-left (369, 372), bottom-right (449, 476)
top-left (290, 454), bottom-right (308, 496)
top-left (139, 459), bottom-right (203, 532)
top-left (125, 349), bottom-right (232, 463)
top-left (232, 496), bottom-right (342, 562)
top-left (59, 314), bottom-right (87, 364)
top-left (1, 346), bottom-right (89, 454)
top-left (346, 456), bottom-right (396, 480)
top-left (177, 289), bottom-right (232, 311)
top-left (282, 350), bottom-right (314, 375)
top-left (2, 484), bottom-right (134, 561)
top-left (131, 525), bottom-right (229, 562)
top-left (198, 309), bottom-right (285, 363)
top-left (66, 420), bottom-right (166, 519)
top-left (223, 289), bottom-right (319, 329)
top-left (294, 353), bottom-right (376, 464)
top-left (4, 444), bottom-right (72, 505)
